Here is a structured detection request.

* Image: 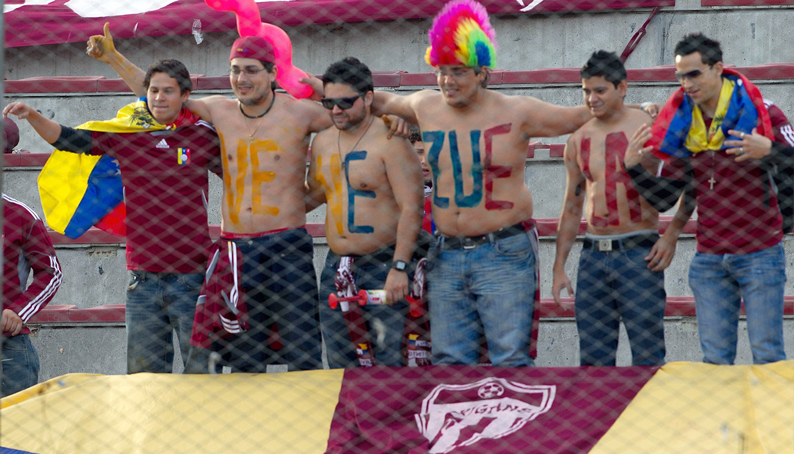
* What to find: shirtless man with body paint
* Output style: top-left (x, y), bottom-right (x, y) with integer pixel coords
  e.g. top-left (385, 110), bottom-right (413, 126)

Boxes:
top-left (303, 0), bottom-right (593, 366)
top-left (306, 57), bottom-right (423, 368)
top-left (88, 26), bottom-right (328, 371)
top-left (552, 51), bottom-right (675, 367)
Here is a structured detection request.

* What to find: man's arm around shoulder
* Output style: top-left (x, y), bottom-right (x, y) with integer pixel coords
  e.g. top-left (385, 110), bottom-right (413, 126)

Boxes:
top-left (516, 96), bottom-right (592, 139)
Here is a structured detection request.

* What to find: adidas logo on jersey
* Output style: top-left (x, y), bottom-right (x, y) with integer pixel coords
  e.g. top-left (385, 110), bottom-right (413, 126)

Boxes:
top-left (156, 139), bottom-right (169, 149)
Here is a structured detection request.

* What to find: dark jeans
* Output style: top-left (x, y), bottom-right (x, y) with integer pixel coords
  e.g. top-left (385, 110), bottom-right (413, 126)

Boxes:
top-left (319, 247), bottom-right (409, 368)
top-left (126, 271), bottom-right (210, 374)
top-left (212, 228), bottom-right (323, 372)
top-left (575, 242), bottom-right (666, 366)
top-left (1, 334), bottom-right (40, 397)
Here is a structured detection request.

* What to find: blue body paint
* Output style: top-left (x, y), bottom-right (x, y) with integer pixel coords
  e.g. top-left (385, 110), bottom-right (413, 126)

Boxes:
top-left (345, 151), bottom-right (375, 234)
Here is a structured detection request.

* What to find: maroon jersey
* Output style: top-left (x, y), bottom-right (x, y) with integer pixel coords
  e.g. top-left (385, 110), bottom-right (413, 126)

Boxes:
top-left (767, 100), bottom-right (794, 147)
top-left (2, 194), bottom-right (63, 336)
top-left (90, 120), bottom-right (221, 273)
top-left (659, 101), bottom-right (793, 254)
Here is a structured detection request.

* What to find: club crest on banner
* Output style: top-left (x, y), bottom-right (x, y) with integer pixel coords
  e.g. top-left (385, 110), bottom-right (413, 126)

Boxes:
top-left (415, 377), bottom-right (555, 453)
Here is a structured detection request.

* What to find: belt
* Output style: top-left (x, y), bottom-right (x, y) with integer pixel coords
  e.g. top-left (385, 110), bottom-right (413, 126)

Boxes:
top-left (221, 226), bottom-right (303, 240)
top-left (439, 222), bottom-right (528, 250)
top-left (582, 233), bottom-right (658, 252)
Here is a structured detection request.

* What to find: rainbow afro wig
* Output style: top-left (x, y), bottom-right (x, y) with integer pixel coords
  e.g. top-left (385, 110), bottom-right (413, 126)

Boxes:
top-left (425, 0), bottom-right (497, 69)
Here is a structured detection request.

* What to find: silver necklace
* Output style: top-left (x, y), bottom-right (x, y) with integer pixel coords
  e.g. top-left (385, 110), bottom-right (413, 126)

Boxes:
top-left (337, 116), bottom-right (374, 170)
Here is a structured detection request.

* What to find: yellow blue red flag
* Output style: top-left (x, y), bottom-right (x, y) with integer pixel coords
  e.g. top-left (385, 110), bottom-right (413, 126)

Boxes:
top-left (37, 98), bottom-right (196, 239)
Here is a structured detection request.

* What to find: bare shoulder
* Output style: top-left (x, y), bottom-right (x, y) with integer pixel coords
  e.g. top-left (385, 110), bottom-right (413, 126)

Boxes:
top-left (626, 107), bottom-right (653, 125)
top-left (196, 94), bottom-right (236, 109)
top-left (412, 89), bottom-right (444, 109)
top-left (282, 95), bottom-right (332, 132)
top-left (569, 121), bottom-right (592, 143)
top-left (502, 91), bottom-right (543, 110)
top-left (289, 96), bottom-right (326, 116)
top-left (312, 126), bottom-right (335, 151)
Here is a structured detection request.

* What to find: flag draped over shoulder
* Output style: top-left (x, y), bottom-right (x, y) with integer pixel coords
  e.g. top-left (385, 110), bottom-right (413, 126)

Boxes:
top-left (37, 99), bottom-right (199, 239)
top-left (648, 68), bottom-right (774, 161)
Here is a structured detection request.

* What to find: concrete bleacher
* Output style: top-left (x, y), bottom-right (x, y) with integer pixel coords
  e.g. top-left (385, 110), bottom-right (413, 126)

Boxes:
top-left (4, 1), bottom-right (794, 379)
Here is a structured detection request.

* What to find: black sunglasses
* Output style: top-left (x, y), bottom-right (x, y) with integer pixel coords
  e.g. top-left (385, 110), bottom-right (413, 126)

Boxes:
top-left (674, 68), bottom-right (705, 81)
top-left (321, 93), bottom-right (364, 110)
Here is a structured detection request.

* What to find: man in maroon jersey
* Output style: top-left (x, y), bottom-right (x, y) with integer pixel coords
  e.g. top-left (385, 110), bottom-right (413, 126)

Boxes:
top-left (4, 59), bottom-right (222, 374)
top-left (625, 34), bottom-right (790, 365)
top-left (2, 194), bottom-right (62, 396)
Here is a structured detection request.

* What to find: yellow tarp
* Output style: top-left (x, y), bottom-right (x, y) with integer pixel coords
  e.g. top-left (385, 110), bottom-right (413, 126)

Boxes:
top-left (1, 370), bottom-right (344, 454)
top-left (591, 360), bottom-right (794, 454)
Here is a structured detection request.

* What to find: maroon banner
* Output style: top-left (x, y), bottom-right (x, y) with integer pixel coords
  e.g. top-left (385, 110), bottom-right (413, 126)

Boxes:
top-left (4, 0), bottom-right (673, 48)
top-left (702, 0), bottom-right (794, 5)
top-left (326, 365), bottom-right (658, 453)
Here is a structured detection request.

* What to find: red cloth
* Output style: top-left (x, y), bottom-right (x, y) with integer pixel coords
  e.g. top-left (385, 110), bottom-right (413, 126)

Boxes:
top-left (4, 117), bottom-right (19, 153)
top-left (230, 36), bottom-right (275, 63)
top-left (422, 196), bottom-right (434, 234)
top-left (191, 239), bottom-right (248, 349)
top-left (766, 100), bottom-right (794, 147)
top-left (89, 120), bottom-right (221, 273)
top-left (326, 365), bottom-right (658, 453)
top-left (2, 194), bottom-right (62, 336)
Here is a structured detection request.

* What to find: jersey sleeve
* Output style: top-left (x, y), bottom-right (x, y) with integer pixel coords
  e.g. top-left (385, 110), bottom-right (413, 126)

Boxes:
top-left (627, 157), bottom-right (691, 212)
top-left (14, 217), bottom-right (63, 323)
top-left (767, 102), bottom-right (794, 147)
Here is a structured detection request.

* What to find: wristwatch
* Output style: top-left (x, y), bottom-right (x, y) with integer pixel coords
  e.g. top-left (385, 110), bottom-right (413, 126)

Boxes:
top-left (391, 260), bottom-right (408, 272)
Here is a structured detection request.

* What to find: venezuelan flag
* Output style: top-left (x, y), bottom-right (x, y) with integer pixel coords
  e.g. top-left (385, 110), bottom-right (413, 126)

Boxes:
top-left (648, 68), bottom-right (774, 161)
top-left (37, 99), bottom-right (197, 239)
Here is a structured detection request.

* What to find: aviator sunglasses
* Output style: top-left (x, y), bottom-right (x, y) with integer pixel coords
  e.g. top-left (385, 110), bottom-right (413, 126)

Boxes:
top-left (320, 93), bottom-right (365, 110)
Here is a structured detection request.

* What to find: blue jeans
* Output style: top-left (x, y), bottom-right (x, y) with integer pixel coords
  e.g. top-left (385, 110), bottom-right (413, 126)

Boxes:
top-left (319, 247), bottom-right (409, 368)
top-left (126, 271), bottom-right (210, 374)
top-left (575, 244), bottom-right (666, 366)
top-left (427, 231), bottom-right (537, 366)
top-left (212, 228), bottom-right (322, 372)
top-left (689, 242), bottom-right (787, 365)
top-left (1, 334), bottom-right (40, 396)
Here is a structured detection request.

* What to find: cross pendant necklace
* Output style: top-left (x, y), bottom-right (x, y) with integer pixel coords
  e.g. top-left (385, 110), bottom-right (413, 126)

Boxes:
top-left (708, 150), bottom-right (716, 190)
top-left (240, 94), bottom-right (276, 144)
top-left (337, 116), bottom-right (374, 170)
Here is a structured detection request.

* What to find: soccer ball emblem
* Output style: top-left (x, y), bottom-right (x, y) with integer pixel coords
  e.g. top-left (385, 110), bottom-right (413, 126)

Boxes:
top-left (478, 382), bottom-right (504, 399)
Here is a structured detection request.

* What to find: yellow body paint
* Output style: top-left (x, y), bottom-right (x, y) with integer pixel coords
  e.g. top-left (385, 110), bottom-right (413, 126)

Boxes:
top-left (250, 139), bottom-right (280, 216)
top-left (221, 135), bottom-right (280, 226)
top-left (315, 154), bottom-right (344, 235)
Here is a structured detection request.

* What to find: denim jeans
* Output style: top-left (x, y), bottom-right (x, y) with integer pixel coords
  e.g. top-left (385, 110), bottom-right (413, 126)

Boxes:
top-left (575, 244), bottom-right (666, 366)
top-left (212, 228), bottom-right (323, 372)
top-left (319, 247), bottom-right (409, 368)
top-left (1, 334), bottom-right (40, 396)
top-left (689, 242), bottom-right (787, 365)
top-left (427, 231), bottom-right (537, 366)
top-left (126, 271), bottom-right (209, 374)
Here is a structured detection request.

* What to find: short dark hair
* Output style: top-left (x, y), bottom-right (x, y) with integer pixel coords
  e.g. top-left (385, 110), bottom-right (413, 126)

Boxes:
top-left (580, 51), bottom-right (626, 88)
top-left (322, 57), bottom-right (373, 94)
top-left (473, 66), bottom-right (489, 88)
top-left (674, 33), bottom-right (723, 66)
top-left (258, 61), bottom-right (277, 91)
top-left (409, 125), bottom-right (422, 144)
top-left (143, 59), bottom-right (192, 95)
